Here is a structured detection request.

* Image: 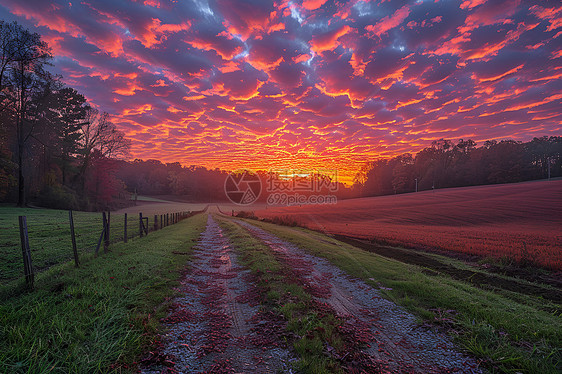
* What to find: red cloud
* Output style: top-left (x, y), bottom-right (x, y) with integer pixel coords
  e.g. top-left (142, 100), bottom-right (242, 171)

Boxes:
top-left (311, 25), bottom-right (353, 54)
top-left (189, 31), bottom-right (244, 60)
top-left (366, 5), bottom-right (410, 38)
top-left (460, 0), bottom-right (486, 10)
top-left (140, 18), bottom-right (191, 48)
top-left (215, 0), bottom-right (275, 40)
top-left (302, 0), bottom-right (328, 11)
top-left (530, 5), bottom-right (562, 32)
top-left (459, 0), bottom-right (521, 34)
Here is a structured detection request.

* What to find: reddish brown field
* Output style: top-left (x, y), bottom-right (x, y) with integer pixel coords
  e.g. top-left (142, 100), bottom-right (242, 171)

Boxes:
top-left (253, 180), bottom-right (562, 271)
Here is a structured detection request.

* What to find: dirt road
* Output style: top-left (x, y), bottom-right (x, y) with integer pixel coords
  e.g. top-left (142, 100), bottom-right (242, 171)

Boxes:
top-left (142, 216), bottom-right (293, 373)
top-left (236, 220), bottom-right (483, 373)
top-left (143, 215), bottom-right (482, 373)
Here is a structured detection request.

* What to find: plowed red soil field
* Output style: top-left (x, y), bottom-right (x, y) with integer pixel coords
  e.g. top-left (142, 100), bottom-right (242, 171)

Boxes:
top-left (254, 180), bottom-right (562, 270)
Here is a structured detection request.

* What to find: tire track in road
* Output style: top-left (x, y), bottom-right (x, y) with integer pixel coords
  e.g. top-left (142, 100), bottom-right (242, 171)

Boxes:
top-left (142, 215), bottom-right (292, 373)
top-left (236, 219), bottom-right (483, 374)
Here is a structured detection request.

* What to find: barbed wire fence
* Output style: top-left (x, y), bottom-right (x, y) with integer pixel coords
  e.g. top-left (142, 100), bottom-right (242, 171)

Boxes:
top-left (0, 207), bottom-right (208, 292)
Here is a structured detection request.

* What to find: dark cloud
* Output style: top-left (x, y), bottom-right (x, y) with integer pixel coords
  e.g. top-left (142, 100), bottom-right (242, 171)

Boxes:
top-left (401, 0), bottom-right (467, 50)
top-left (363, 47), bottom-right (409, 81)
top-left (211, 0), bottom-right (275, 38)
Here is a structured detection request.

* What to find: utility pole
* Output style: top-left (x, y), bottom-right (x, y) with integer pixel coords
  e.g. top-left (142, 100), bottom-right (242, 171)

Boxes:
top-left (415, 178), bottom-right (418, 192)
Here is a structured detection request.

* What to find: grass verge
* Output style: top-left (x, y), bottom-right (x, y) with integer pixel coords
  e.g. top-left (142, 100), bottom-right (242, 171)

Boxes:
top-left (0, 212), bottom-right (207, 373)
top-left (233, 217), bottom-right (561, 374)
top-left (0, 206), bottom-right (190, 286)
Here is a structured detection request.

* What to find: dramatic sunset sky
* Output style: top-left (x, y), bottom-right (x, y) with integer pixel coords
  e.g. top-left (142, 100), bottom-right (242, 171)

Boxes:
top-left (1, 0), bottom-right (560, 183)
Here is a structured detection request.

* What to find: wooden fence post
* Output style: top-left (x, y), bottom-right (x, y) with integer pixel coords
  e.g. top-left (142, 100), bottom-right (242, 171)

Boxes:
top-left (154, 215), bottom-right (158, 231)
top-left (95, 213), bottom-right (105, 256)
top-left (69, 210), bottom-right (79, 267)
top-left (103, 212), bottom-right (109, 253)
top-left (160, 214), bottom-right (163, 229)
top-left (124, 213), bottom-right (128, 243)
top-left (107, 211), bottom-right (111, 244)
top-left (18, 216), bottom-right (34, 288)
top-left (139, 212), bottom-right (144, 237)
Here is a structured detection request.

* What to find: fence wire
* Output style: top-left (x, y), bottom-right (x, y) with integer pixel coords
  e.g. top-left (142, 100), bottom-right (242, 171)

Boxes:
top-left (0, 209), bottom-right (198, 288)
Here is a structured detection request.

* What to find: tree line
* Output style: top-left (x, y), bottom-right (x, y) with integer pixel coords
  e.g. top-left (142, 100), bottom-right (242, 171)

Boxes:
top-left (0, 20), bottom-right (129, 210)
top-left (354, 137), bottom-right (562, 197)
top-left (115, 160), bottom-right (358, 203)
top-left (115, 159), bottom-right (230, 202)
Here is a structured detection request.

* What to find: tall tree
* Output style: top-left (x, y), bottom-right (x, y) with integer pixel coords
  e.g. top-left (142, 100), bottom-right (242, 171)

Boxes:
top-left (0, 109), bottom-right (15, 200)
top-left (0, 21), bottom-right (52, 206)
top-left (42, 86), bottom-right (89, 185)
top-left (0, 21), bottom-right (18, 99)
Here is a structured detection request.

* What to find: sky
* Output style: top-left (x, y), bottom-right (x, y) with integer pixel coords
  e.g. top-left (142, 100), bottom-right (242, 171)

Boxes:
top-left (0, 0), bottom-right (561, 184)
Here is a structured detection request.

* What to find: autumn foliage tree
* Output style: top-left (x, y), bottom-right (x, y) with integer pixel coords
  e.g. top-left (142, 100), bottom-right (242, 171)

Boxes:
top-left (356, 137), bottom-right (562, 197)
top-left (84, 149), bottom-right (122, 208)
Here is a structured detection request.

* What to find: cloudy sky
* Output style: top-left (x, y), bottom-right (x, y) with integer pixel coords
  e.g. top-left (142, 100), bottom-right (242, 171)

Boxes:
top-left (1, 0), bottom-right (560, 183)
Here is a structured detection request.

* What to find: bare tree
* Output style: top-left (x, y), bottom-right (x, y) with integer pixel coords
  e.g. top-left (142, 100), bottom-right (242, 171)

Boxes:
top-left (77, 108), bottom-right (130, 191)
top-left (0, 21), bottom-right (18, 97)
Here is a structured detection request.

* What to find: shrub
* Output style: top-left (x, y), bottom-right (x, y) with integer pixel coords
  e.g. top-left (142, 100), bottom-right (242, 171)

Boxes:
top-left (35, 185), bottom-right (80, 210)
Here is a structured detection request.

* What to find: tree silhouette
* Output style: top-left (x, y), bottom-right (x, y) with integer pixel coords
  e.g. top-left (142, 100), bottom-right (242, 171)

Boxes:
top-left (0, 21), bottom-right (52, 206)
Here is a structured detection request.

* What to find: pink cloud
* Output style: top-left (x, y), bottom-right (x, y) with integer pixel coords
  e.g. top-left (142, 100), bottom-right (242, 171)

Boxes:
top-left (366, 5), bottom-right (410, 38)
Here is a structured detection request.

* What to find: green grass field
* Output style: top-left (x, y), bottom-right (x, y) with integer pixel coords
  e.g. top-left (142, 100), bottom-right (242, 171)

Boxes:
top-left (0, 206), bottom-right (188, 287)
top-left (0, 212), bottom-right (207, 373)
top-left (228, 216), bottom-right (561, 373)
top-left (1, 208), bottom-right (560, 373)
